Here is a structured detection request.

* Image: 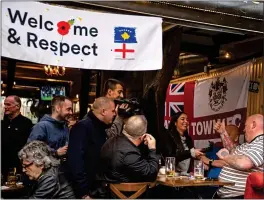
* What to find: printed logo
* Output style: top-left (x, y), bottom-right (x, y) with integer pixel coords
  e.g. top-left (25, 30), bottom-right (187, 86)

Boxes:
top-left (208, 77), bottom-right (228, 111)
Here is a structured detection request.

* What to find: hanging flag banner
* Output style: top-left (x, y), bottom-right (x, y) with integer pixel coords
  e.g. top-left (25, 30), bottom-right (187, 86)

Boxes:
top-left (2, 2), bottom-right (162, 71)
top-left (165, 62), bottom-right (250, 148)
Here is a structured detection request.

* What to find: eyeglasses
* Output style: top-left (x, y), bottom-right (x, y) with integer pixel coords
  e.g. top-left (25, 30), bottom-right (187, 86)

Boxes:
top-left (22, 162), bottom-right (33, 169)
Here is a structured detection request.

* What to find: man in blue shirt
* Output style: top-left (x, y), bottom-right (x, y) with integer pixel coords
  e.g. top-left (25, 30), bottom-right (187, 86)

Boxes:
top-left (28, 95), bottom-right (73, 157)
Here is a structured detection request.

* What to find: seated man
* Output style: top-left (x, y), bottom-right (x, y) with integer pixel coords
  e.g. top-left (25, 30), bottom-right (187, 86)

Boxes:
top-left (97, 115), bottom-right (159, 184)
top-left (215, 114), bottom-right (263, 199)
top-left (18, 140), bottom-right (76, 199)
top-left (200, 125), bottom-right (240, 179)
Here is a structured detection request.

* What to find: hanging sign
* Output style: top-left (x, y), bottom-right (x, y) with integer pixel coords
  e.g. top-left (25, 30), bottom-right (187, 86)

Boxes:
top-left (2, 2), bottom-right (162, 71)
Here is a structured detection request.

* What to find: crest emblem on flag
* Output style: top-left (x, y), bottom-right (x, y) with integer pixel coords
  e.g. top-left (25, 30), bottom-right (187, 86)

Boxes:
top-left (113, 27), bottom-right (137, 60)
top-left (208, 77), bottom-right (228, 112)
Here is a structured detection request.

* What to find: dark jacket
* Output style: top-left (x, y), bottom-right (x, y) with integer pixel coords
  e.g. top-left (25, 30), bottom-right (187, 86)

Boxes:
top-left (66, 111), bottom-right (108, 198)
top-left (27, 115), bottom-right (69, 152)
top-left (28, 167), bottom-right (75, 199)
top-left (1, 114), bottom-right (33, 176)
top-left (97, 134), bottom-right (159, 183)
top-left (84, 113), bottom-right (124, 138)
top-left (163, 129), bottom-right (194, 166)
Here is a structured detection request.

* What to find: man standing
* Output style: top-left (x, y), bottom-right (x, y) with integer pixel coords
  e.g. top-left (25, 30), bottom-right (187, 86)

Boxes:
top-left (214, 114), bottom-right (263, 199)
top-left (97, 115), bottom-right (159, 184)
top-left (1, 95), bottom-right (33, 176)
top-left (67, 97), bottom-right (116, 199)
top-left (27, 96), bottom-right (72, 158)
top-left (84, 78), bottom-right (126, 138)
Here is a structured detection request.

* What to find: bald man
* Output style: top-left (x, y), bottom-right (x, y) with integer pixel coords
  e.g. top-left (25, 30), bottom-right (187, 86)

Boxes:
top-left (96, 115), bottom-right (159, 186)
top-left (67, 97), bottom-right (116, 199)
top-left (1, 95), bottom-right (33, 177)
top-left (214, 114), bottom-right (264, 199)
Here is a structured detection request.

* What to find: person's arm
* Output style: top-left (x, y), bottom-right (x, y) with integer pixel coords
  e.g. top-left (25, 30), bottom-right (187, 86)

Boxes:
top-left (200, 156), bottom-right (227, 168)
top-left (163, 133), bottom-right (203, 162)
top-left (217, 146), bottom-right (263, 171)
top-left (214, 121), bottom-right (237, 153)
top-left (67, 122), bottom-right (90, 198)
top-left (27, 123), bottom-right (47, 144)
top-left (220, 154), bottom-right (253, 171)
top-left (106, 116), bottom-right (124, 138)
top-left (27, 123), bottom-right (58, 155)
top-left (29, 175), bottom-right (58, 199)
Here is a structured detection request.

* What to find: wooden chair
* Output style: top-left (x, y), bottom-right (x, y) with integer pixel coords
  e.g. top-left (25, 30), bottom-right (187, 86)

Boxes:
top-left (109, 182), bottom-right (156, 199)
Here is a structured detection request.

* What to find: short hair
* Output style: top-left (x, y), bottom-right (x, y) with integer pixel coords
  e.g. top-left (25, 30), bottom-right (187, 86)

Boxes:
top-left (103, 78), bottom-right (124, 96)
top-left (123, 115), bottom-right (147, 139)
top-left (18, 140), bottom-right (60, 170)
top-left (51, 95), bottom-right (71, 111)
top-left (92, 97), bottom-right (114, 111)
top-left (8, 95), bottom-right (21, 108)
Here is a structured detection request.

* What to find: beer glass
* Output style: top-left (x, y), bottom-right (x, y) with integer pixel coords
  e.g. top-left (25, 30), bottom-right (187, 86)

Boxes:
top-left (6, 168), bottom-right (16, 187)
top-left (194, 160), bottom-right (204, 180)
top-left (165, 157), bottom-right (175, 177)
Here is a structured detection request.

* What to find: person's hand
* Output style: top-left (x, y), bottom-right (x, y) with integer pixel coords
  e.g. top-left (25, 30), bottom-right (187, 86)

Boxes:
top-left (115, 103), bottom-right (129, 117)
top-left (216, 148), bottom-right (229, 160)
top-left (143, 134), bottom-right (156, 150)
top-left (200, 155), bottom-right (210, 165)
top-left (194, 149), bottom-right (204, 158)
top-left (56, 145), bottom-right (68, 156)
top-left (214, 120), bottom-right (226, 134)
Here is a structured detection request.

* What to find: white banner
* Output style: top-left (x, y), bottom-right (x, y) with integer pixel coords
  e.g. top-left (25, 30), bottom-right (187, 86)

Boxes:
top-left (194, 62), bottom-right (250, 118)
top-left (192, 63), bottom-right (250, 148)
top-left (2, 2), bottom-right (162, 71)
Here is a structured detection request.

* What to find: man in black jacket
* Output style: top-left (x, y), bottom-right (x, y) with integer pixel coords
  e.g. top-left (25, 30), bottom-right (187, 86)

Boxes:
top-left (66, 97), bottom-right (116, 199)
top-left (97, 115), bottom-right (159, 184)
top-left (1, 95), bottom-right (33, 178)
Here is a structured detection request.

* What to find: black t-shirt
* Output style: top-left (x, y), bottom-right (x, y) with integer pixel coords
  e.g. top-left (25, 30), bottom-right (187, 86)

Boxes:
top-left (1, 114), bottom-right (33, 176)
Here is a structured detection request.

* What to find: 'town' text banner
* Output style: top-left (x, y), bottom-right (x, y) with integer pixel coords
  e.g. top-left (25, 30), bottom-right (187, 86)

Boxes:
top-left (165, 63), bottom-right (250, 148)
top-left (2, 2), bottom-right (162, 71)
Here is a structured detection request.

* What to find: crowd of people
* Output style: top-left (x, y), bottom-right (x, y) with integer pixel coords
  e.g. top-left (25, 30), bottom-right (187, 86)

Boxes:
top-left (1, 78), bottom-right (263, 199)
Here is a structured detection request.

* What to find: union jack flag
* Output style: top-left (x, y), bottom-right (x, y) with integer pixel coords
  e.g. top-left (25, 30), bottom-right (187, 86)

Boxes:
top-left (164, 82), bottom-right (195, 129)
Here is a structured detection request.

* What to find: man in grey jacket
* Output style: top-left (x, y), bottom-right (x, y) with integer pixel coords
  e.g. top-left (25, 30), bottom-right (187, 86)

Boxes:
top-left (28, 96), bottom-right (73, 157)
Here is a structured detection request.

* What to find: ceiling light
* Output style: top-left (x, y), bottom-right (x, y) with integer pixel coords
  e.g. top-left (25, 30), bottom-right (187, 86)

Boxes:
top-left (44, 65), bottom-right (66, 76)
top-left (224, 52), bottom-right (231, 59)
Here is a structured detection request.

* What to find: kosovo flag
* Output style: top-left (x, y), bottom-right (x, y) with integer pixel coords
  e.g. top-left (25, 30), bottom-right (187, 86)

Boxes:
top-left (114, 27), bottom-right (137, 43)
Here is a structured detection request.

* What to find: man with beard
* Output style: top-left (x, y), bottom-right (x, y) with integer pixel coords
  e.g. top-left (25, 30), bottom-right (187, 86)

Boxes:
top-left (1, 95), bottom-right (33, 177)
top-left (28, 95), bottom-right (72, 158)
top-left (67, 97), bottom-right (116, 199)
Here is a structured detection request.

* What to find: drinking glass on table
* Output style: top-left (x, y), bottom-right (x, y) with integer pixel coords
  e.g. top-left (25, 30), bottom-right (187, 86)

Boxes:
top-left (165, 157), bottom-right (175, 177)
top-left (6, 168), bottom-right (17, 187)
top-left (194, 160), bottom-right (204, 180)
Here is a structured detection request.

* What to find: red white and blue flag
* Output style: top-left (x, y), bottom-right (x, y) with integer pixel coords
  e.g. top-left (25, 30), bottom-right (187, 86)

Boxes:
top-left (164, 63), bottom-right (250, 148)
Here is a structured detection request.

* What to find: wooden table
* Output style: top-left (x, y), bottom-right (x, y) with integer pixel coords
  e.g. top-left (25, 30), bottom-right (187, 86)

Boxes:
top-left (1, 184), bottom-right (24, 192)
top-left (1, 184), bottom-right (26, 198)
top-left (156, 175), bottom-right (235, 187)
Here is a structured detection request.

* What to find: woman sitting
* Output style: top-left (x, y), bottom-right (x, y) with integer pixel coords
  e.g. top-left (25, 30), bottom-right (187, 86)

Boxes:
top-left (163, 112), bottom-right (203, 173)
top-left (18, 140), bottom-right (76, 199)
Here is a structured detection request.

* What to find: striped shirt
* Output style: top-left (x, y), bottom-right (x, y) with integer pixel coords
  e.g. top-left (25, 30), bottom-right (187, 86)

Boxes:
top-left (217, 134), bottom-right (264, 198)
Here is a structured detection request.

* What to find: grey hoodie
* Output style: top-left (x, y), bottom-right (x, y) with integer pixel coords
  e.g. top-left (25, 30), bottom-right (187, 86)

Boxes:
top-left (27, 114), bottom-right (69, 153)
